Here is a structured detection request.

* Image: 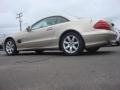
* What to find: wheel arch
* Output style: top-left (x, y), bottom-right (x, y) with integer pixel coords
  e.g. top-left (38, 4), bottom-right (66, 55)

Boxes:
top-left (59, 29), bottom-right (85, 50)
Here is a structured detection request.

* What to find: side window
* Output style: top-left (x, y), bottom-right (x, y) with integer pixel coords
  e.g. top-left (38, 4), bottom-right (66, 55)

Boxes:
top-left (32, 19), bottom-right (48, 30)
top-left (31, 16), bottom-right (69, 30)
top-left (32, 17), bottom-right (57, 30)
top-left (47, 17), bottom-right (57, 26)
top-left (56, 17), bottom-right (69, 24)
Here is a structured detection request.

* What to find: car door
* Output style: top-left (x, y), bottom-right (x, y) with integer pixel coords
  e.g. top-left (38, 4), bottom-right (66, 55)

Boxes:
top-left (17, 17), bottom-right (57, 49)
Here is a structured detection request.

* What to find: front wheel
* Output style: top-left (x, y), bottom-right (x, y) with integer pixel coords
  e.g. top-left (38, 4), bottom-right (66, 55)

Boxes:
top-left (60, 32), bottom-right (85, 56)
top-left (4, 39), bottom-right (19, 56)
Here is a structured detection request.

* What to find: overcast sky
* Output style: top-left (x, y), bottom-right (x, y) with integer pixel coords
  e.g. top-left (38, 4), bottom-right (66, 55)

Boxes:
top-left (0, 0), bottom-right (120, 33)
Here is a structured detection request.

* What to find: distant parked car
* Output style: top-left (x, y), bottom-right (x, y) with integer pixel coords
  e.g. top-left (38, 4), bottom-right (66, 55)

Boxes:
top-left (110, 28), bottom-right (120, 46)
top-left (3, 15), bottom-right (117, 56)
top-left (0, 33), bottom-right (5, 50)
top-left (115, 28), bottom-right (120, 45)
top-left (0, 40), bottom-right (2, 49)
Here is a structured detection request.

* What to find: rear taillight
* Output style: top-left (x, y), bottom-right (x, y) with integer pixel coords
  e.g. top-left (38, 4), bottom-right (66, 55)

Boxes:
top-left (94, 20), bottom-right (111, 30)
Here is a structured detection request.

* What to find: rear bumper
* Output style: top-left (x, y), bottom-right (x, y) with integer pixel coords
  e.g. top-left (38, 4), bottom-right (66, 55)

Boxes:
top-left (82, 30), bottom-right (117, 48)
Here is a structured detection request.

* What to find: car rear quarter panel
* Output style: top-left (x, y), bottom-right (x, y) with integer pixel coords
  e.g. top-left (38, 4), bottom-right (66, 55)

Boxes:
top-left (55, 21), bottom-right (93, 38)
top-left (54, 21), bottom-right (93, 46)
top-left (54, 20), bottom-right (116, 48)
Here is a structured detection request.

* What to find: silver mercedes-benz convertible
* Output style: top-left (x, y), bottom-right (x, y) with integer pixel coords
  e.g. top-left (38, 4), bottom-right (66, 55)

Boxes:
top-left (3, 15), bottom-right (117, 56)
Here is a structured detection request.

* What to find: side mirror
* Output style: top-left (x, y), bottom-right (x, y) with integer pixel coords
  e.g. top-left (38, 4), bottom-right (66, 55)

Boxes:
top-left (26, 26), bottom-right (31, 32)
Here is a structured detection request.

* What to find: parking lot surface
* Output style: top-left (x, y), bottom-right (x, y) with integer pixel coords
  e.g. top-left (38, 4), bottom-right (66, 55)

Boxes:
top-left (0, 47), bottom-right (120, 90)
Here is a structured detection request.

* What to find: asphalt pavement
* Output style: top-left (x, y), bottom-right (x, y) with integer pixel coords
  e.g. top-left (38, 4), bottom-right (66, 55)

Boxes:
top-left (0, 46), bottom-right (120, 90)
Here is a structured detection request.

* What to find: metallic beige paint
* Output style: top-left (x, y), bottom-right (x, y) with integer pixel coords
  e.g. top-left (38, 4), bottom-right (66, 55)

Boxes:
top-left (3, 16), bottom-right (117, 51)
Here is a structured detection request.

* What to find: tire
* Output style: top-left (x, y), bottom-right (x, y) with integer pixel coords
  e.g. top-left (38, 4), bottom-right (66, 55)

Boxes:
top-left (60, 32), bottom-right (85, 56)
top-left (86, 47), bottom-right (99, 53)
top-left (4, 39), bottom-right (19, 56)
top-left (35, 50), bottom-right (44, 54)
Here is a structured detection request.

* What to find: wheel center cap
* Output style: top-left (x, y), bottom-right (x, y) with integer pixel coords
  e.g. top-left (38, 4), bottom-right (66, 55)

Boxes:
top-left (69, 42), bottom-right (73, 46)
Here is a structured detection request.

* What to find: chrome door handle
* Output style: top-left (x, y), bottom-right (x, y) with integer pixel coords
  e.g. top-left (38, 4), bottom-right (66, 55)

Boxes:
top-left (47, 27), bottom-right (53, 31)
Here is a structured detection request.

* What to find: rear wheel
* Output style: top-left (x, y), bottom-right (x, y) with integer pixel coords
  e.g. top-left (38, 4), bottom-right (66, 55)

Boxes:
top-left (4, 39), bottom-right (19, 56)
top-left (86, 47), bottom-right (99, 53)
top-left (60, 32), bottom-right (85, 56)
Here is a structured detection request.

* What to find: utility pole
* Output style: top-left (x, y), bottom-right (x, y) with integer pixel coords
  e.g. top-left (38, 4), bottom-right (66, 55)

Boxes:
top-left (16, 12), bottom-right (23, 31)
